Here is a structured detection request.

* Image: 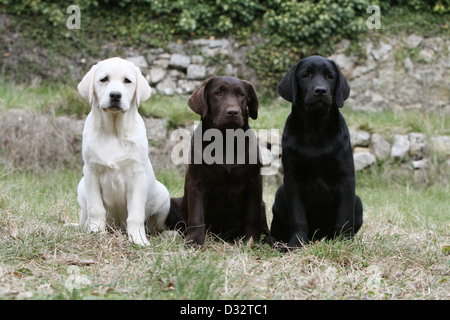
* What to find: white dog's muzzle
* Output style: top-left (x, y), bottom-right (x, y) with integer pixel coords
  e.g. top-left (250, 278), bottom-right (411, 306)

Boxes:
top-left (100, 90), bottom-right (130, 113)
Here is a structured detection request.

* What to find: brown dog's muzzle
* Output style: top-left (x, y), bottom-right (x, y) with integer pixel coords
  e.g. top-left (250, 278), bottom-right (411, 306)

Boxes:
top-left (216, 104), bottom-right (244, 128)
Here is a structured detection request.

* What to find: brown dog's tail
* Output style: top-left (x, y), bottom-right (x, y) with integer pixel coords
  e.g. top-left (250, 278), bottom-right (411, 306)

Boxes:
top-left (165, 197), bottom-right (186, 232)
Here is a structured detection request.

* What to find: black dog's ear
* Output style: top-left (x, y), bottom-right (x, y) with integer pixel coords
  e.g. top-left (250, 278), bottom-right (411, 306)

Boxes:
top-left (188, 77), bottom-right (213, 118)
top-left (330, 60), bottom-right (350, 108)
top-left (278, 62), bottom-right (299, 103)
top-left (243, 80), bottom-right (259, 119)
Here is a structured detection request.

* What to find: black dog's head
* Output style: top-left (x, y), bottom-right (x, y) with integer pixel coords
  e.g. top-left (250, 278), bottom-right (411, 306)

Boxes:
top-left (278, 55), bottom-right (350, 112)
top-left (188, 76), bottom-right (259, 129)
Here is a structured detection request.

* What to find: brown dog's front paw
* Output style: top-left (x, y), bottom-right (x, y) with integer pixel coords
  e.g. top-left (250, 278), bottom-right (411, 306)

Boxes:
top-left (243, 233), bottom-right (260, 244)
top-left (185, 234), bottom-right (204, 247)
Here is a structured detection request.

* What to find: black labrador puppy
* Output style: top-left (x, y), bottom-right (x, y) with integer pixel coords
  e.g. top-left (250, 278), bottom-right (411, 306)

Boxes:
top-left (270, 55), bottom-right (363, 249)
top-left (167, 76), bottom-right (270, 246)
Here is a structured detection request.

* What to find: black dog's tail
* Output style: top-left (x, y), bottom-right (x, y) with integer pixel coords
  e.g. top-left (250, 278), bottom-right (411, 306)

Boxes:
top-left (165, 197), bottom-right (186, 232)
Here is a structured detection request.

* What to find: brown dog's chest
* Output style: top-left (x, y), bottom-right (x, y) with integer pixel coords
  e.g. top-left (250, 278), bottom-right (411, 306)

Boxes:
top-left (197, 161), bottom-right (260, 182)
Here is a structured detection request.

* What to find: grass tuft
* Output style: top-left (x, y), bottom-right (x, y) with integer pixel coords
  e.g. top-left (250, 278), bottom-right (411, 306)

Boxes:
top-left (0, 165), bottom-right (448, 300)
top-left (0, 85), bottom-right (448, 300)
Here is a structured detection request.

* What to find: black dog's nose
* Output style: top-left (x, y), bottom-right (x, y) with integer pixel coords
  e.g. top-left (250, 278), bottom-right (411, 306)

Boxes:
top-left (110, 91), bottom-right (122, 102)
top-left (226, 107), bottom-right (239, 117)
top-left (314, 87), bottom-right (327, 95)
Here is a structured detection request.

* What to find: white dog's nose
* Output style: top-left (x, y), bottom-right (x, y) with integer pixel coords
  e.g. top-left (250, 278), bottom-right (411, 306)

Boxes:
top-left (110, 91), bottom-right (122, 102)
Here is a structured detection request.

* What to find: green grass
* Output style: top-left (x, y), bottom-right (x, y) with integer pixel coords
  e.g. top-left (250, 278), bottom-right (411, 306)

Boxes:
top-left (342, 108), bottom-right (450, 139)
top-left (140, 94), bottom-right (198, 129)
top-left (0, 85), bottom-right (449, 300)
top-left (0, 164), bottom-right (449, 300)
top-left (2, 80), bottom-right (448, 138)
top-left (0, 81), bottom-right (88, 117)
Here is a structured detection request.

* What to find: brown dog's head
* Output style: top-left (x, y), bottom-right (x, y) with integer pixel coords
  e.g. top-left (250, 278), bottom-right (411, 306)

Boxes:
top-left (188, 76), bottom-right (259, 129)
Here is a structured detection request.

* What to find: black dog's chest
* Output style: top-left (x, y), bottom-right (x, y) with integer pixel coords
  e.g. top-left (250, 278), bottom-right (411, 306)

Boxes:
top-left (282, 121), bottom-right (353, 185)
top-left (284, 152), bottom-right (344, 185)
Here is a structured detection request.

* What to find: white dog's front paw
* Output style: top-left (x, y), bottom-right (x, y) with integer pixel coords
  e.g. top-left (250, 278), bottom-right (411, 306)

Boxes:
top-left (129, 233), bottom-right (150, 246)
top-left (128, 226), bottom-right (150, 246)
top-left (87, 206), bottom-right (107, 233)
top-left (89, 218), bottom-right (106, 233)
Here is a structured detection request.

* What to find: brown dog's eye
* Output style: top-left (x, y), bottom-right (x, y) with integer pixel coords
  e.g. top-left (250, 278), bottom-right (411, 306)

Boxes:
top-left (302, 72), bottom-right (310, 78)
top-left (239, 91), bottom-right (245, 97)
top-left (124, 78), bottom-right (132, 84)
top-left (215, 90), bottom-right (223, 97)
top-left (100, 76), bottom-right (109, 83)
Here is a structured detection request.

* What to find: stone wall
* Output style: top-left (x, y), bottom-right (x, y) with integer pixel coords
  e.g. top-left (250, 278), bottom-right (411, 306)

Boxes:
top-left (1, 110), bottom-right (449, 181)
top-left (1, 33), bottom-right (449, 180)
top-left (124, 38), bottom-right (246, 96)
top-left (350, 130), bottom-right (450, 173)
top-left (122, 34), bottom-right (449, 113)
top-left (331, 35), bottom-right (450, 113)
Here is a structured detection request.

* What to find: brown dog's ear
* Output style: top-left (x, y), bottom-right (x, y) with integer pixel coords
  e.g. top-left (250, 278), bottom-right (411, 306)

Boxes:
top-left (330, 60), bottom-right (350, 108)
top-left (243, 80), bottom-right (259, 120)
top-left (188, 78), bottom-right (212, 118)
top-left (278, 62), bottom-right (299, 103)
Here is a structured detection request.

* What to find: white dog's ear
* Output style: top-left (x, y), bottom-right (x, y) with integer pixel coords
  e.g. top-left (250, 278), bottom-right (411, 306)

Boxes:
top-left (134, 67), bottom-right (151, 107)
top-left (78, 64), bottom-right (97, 106)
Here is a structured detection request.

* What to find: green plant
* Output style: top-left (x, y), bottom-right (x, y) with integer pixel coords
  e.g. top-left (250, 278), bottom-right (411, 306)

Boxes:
top-left (0, 0), bottom-right (448, 94)
top-left (263, 0), bottom-right (369, 46)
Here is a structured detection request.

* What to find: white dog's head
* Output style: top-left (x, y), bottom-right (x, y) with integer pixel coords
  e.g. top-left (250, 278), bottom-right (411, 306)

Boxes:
top-left (78, 57), bottom-right (151, 113)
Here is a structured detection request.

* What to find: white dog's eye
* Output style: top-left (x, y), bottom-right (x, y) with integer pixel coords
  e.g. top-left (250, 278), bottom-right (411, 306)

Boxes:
top-left (124, 78), bottom-right (132, 84)
top-left (100, 76), bottom-right (109, 83)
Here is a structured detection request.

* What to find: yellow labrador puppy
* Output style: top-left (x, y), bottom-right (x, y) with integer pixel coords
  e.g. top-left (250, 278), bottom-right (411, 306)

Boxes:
top-left (77, 57), bottom-right (170, 246)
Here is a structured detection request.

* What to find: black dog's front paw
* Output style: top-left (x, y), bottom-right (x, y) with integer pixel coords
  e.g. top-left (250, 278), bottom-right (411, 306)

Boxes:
top-left (270, 239), bottom-right (304, 253)
top-left (288, 233), bottom-right (308, 247)
top-left (267, 234), bottom-right (307, 253)
top-left (280, 242), bottom-right (303, 253)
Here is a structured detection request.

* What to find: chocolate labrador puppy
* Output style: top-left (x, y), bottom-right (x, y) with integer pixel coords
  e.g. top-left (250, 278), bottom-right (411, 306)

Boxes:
top-left (270, 56), bottom-right (363, 250)
top-left (167, 76), bottom-right (270, 246)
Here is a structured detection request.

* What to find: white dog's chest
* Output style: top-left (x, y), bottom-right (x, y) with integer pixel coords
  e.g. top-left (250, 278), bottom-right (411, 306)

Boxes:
top-left (95, 161), bottom-right (144, 227)
top-left (85, 139), bottom-right (147, 217)
top-left (99, 165), bottom-right (128, 211)
top-left (91, 145), bottom-right (145, 192)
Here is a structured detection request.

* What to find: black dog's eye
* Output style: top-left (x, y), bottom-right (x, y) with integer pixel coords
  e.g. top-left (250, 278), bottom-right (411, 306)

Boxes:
top-left (215, 90), bottom-right (223, 97)
top-left (302, 72), bottom-right (310, 78)
top-left (100, 76), bottom-right (109, 83)
top-left (124, 78), bottom-right (132, 84)
top-left (239, 91), bottom-right (245, 97)
top-left (326, 73), bottom-right (334, 80)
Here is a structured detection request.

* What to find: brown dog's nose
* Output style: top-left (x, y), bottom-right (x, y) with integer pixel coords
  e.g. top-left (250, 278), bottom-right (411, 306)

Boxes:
top-left (226, 107), bottom-right (240, 117)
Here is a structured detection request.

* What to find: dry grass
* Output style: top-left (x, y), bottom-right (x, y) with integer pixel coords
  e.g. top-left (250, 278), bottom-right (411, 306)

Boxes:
top-left (0, 167), bottom-right (448, 300)
top-left (0, 110), bottom-right (83, 173)
top-left (0, 87), bottom-right (448, 300)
